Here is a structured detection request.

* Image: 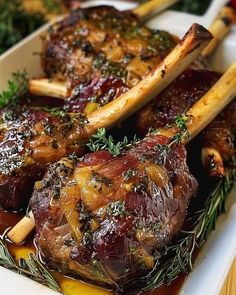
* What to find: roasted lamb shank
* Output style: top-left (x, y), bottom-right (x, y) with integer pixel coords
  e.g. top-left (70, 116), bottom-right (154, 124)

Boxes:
top-left (31, 133), bottom-right (198, 285)
top-left (30, 63), bottom-right (236, 287)
top-left (42, 6), bottom-right (177, 89)
top-left (32, 5), bottom-right (236, 178)
top-left (0, 107), bottom-right (87, 209)
top-left (0, 23), bottom-right (210, 210)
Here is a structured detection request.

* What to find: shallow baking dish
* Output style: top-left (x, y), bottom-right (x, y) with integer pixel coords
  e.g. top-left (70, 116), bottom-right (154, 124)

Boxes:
top-left (0, 1), bottom-right (236, 294)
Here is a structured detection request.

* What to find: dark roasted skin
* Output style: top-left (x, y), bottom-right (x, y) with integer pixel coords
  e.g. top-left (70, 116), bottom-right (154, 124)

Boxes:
top-left (43, 6), bottom-right (177, 89)
top-left (64, 76), bottom-right (129, 114)
top-left (0, 6), bottom-right (177, 210)
top-left (134, 68), bottom-right (236, 177)
top-left (203, 99), bottom-right (236, 160)
top-left (0, 107), bottom-right (87, 210)
top-left (135, 69), bottom-right (221, 137)
top-left (1, 68), bottom-right (234, 210)
top-left (31, 134), bottom-right (198, 286)
top-left (202, 99), bottom-right (236, 173)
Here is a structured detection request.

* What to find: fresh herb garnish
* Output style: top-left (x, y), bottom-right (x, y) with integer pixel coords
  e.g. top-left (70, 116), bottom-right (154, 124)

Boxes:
top-left (30, 106), bottom-right (67, 117)
top-left (0, 71), bottom-right (28, 107)
top-left (171, 0), bottom-right (212, 15)
top-left (0, 1), bottom-right (46, 54)
top-left (42, 0), bottom-right (62, 13)
top-left (0, 238), bottom-right (61, 292)
top-left (93, 53), bottom-right (128, 81)
top-left (123, 159), bottom-right (236, 294)
top-left (87, 128), bottom-right (139, 156)
top-left (155, 115), bottom-right (190, 165)
top-left (106, 200), bottom-right (126, 217)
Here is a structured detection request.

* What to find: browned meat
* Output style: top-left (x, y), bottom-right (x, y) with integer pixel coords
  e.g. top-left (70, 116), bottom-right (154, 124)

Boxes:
top-left (43, 6), bottom-right (177, 89)
top-left (31, 134), bottom-right (198, 286)
top-left (1, 68), bottom-right (233, 210)
top-left (202, 99), bottom-right (236, 171)
top-left (134, 68), bottom-right (235, 177)
top-left (64, 76), bottom-right (129, 114)
top-left (135, 69), bottom-right (221, 136)
top-left (0, 107), bottom-right (87, 210)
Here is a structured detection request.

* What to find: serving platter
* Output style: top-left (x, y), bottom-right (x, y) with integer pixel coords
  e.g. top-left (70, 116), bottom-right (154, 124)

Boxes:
top-left (0, 1), bottom-right (236, 294)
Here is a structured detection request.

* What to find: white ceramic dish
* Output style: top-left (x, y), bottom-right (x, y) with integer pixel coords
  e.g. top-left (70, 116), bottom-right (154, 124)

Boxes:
top-left (0, 1), bottom-right (236, 294)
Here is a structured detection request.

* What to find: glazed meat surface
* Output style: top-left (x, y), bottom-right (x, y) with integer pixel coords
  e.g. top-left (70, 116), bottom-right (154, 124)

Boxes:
top-left (64, 76), bottom-right (129, 114)
top-left (135, 69), bottom-right (221, 136)
top-left (0, 107), bottom-right (87, 209)
top-left (43, 6), bottom-right (177, 89)
top-left (202, 99), bottom-right (236, 162)
top-left (31, 134), bottom-right (198, 285)
top-left (1, 68), bottom-right (234, 210)
top-left (134, 68), bottom-right (236, 175)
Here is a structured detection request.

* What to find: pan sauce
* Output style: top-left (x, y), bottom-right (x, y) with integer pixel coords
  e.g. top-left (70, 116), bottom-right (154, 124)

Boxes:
top-left (0, 210), bottom-right (183, 295)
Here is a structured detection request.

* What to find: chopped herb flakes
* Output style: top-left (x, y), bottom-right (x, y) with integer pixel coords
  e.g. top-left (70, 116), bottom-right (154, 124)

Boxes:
top-left (155, 115), bottom-right (190, 165)
top-left (93, 53), bottom-right (128, 81)
top-left (107, 201), bottom-right (126, 217)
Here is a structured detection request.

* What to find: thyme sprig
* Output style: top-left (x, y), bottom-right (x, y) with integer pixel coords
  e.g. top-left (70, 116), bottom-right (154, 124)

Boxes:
top-left (87, 128), bottom-right (139, 156)
top-left (155, 115), bottom-right (190, 164)
top-left (0, 71), bottom-right (28, 108)
top-left (0, 238), bottom-right (61, 292)
top-left (123, 160), bottom-right (236, 294)
top-left (31, 106), bottom-right (68, 118)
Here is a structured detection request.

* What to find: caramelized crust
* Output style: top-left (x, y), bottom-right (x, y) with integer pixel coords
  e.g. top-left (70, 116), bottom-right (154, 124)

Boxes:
top-left (43, 6), bottom-right (177, 89)
top-left (135, 69), bottom-right (235, 177)
top-left (135, 69), bottom-right (221, 136)
top-left (202, 100), bottom-right (236, 161)
top-left (31, 135), bottom-right (198, 285)
top-left (0, 107), bottom-right (87, 209)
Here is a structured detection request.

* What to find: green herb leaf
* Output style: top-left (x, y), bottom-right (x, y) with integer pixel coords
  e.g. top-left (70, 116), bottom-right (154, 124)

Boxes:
top-left (171, 0), bottom-right (212, 15)
top-left (42, 0), bottom-right (62, 13)
top-left (155, 115), bottom-right (190, 164)
top-left (123, 158), bottom-right (236, 294)
top-left (87, 128), bottom-right (139, 156)
top-left (0, 238), bottom-right (61, 292)
top-left (0, 0), bottom-right (45, 54)
top-left (0, 71), bottom-right (28, 108)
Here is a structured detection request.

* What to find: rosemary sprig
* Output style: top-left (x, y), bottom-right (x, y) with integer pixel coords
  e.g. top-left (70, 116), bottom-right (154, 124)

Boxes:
top-left (0, 71), bottom-right (28, 108)
top-left (87, 128), bottom-right (139, 156)
top-left (123, 160), bottom-right (236, 294)
top-left (0, 238), bottom-right (61, 292)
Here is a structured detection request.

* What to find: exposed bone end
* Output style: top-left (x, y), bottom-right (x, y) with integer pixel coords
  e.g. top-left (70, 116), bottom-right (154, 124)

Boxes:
top-left (7, 24), bottom-right (213, 244)
top-left (202, 7), bottom-right (236, 58)
top-left (181, 23), bottom-right (213, 45)
top-left (29, 78), bottom-right (68, 99)
top-left (201, 147), bottom-right (225, 178)
top-left (86, 24), bottom-right (213, 135)
top-left (7, 211), bottom-right (35, 245)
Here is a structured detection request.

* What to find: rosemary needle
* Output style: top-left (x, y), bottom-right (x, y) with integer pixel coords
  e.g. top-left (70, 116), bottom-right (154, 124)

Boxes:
top-left (0, 239), bottom-right (61, 292)
top-left (122, 159), bottom-right (236, 294)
